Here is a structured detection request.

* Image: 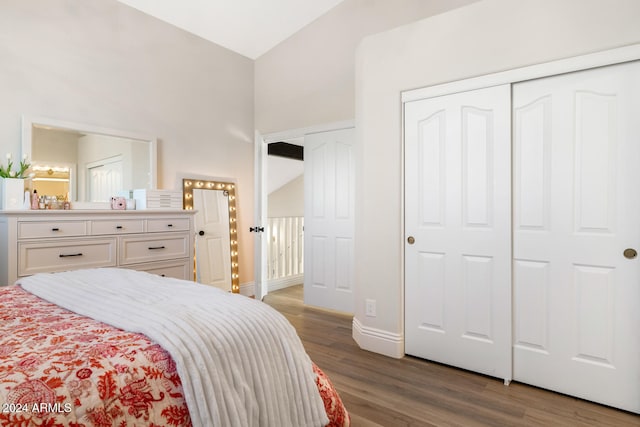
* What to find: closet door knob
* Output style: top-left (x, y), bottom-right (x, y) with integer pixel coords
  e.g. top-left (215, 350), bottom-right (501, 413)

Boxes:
top-left (623, 248), bottom-right (637, 259)
top-left (407, 236), bottom-right (415, 245)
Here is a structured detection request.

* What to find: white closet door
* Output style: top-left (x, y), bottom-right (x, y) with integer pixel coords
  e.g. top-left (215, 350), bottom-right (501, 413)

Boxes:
top-left (513, 61), bottom-right (640, 413)
top-left (304, 128), bottom-right (355, 313)
top-left (404, 85), bottom-right (512, 381)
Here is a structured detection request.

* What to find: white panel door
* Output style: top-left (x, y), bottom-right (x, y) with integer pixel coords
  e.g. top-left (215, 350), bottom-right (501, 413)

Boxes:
top-left (513, 61), bottom-right (640, 413)
top-left (193, 189), bottom-right (231, 290)
top-left (404, 85), bottom-right (512, 381)
top-left (304, 128), bottom-right (355, 313)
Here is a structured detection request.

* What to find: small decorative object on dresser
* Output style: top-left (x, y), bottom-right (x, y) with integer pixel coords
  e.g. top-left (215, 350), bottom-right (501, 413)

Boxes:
top-left (133, 189), bottom-right (182, 210)
top-left (0, 153), bottom-right (30, 211)
top-left (0, 177), bottom-right (25, 210)
top-left (110, 196), bottom-right (126, 210)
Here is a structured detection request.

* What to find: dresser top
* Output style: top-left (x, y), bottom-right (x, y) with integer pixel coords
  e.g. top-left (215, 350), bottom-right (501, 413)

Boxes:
top-left (0, 209), bottom-right (196, 218)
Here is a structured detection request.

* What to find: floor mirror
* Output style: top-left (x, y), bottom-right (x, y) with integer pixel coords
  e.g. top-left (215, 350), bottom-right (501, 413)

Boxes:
top-left (182, 178), bottom-right (239, 293)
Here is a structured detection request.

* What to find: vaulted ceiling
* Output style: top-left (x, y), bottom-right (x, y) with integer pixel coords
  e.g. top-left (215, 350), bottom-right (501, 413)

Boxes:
top-left (116, 0), bottom-right (346, 59)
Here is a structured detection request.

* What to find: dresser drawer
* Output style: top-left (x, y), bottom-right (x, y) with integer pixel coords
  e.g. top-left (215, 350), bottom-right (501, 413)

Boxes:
top-left (120, 233), bottom-right (190, 265)
top-left (126, 260), bottom-right (192, 281)
top-left (18, 239), bottom-right (116, 276)
top-left (91, 219), bottom-right (145, 235)
top-left (18, 221), bottom-right (88, 239)
top-left (147, 218), bottom-right (190, 233)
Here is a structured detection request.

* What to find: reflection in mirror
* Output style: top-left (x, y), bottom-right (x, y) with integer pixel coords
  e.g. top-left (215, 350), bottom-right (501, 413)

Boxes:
top-left (182, 178), bottom-right (239, 293)
top-left (22, 116), bottom-right (157, 203)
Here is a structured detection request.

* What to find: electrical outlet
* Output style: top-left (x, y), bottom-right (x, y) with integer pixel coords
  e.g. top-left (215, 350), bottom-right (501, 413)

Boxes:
top-left (365, 299), bottom-right (377, 317)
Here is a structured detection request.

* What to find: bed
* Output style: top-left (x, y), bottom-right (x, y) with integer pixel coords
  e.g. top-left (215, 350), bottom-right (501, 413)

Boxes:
top-left (0, 268), bottom-right (349, 427)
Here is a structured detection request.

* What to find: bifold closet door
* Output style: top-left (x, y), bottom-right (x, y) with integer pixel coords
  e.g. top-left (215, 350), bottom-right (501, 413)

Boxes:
top-left (513, 61), bottom-right (640, 413)
top-left (404, 85), bottom-right (512, 382)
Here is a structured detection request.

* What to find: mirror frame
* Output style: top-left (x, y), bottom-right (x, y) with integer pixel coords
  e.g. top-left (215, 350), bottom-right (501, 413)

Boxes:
top-left (22, 115), bottom-right (157, 205)
top-left (182, 177), bottom-right (239, 293)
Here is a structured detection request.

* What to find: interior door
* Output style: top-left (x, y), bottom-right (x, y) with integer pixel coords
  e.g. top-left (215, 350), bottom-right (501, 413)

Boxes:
top-left (513, 61), bottom-right (640, 413)
top-left (404, 85), bottom-right (512, 381)
top-left (193, 188), bottom-right (231, 290)
top-left (304, 127), bottom-right (355, 313)
top-left (254, 131), bottom-right (268, 300)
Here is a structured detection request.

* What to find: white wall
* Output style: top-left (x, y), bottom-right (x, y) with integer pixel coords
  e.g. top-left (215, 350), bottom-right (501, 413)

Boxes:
top-left (266, 154), bottom-right (304, 194)
top-left (268, 174), bottom-right (304, 218)
top-left (354, 0), bottom-right (640, 357)
top-left (32, 128), bottom-right (78, 164)
top-left (0, 0), bottom-right (255, 285)
top-left (254, 0), bottom-right (479, 134)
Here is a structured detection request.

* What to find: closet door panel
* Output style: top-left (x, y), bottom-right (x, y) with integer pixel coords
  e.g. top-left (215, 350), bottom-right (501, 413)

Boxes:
top-left (514, 95), bottom-right (551, 231)
top-left (405, 85), bottom-right (512, 382)
top-left (574, 91), bottom-right (616, 233)
top-left (416, 251), bottom-right (446, 331)
top-left (513, 61), bottom-right (640, 414)
top-left (462, 107), bottom-right (493, 227)
top-left (513, 260), bottom-right (549, 352)
top-left (418, 111), bottom-right (446, 226)
top-left (461, 255), bottom-right (493, 340)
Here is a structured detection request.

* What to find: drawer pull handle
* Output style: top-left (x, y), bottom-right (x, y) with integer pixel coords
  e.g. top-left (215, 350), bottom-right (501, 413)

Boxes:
top-left (148, 246), bottom-right (166, 250)
top-left (59, 253), bottom-right (83, 258)
top-left (167, 224), bottom-right (173, 228)
top-left (116, 225), bottom-right (123, 229)
top-left (51, 228), bottom-right (60, 232)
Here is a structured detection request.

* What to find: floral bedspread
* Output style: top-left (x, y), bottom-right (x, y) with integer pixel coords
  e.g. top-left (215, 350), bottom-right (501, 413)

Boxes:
top-left (0, 285), bottom-right (349, 427)
top-left (0, 285), bottom-right (190, 427)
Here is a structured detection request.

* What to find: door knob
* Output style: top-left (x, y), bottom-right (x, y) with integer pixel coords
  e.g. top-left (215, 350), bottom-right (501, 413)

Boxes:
top-left (198, 230), bottom-right (205, 236)
top-left (407, 236), bottom-right (415, 245)
top-left (623, 248), bottom-right (637, 259)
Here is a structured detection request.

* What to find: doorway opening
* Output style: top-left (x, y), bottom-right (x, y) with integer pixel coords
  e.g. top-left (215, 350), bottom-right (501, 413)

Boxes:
top-left (257, 121), bottom-right (356, 313)
top-left (266, 138), bottom-right (305, 295)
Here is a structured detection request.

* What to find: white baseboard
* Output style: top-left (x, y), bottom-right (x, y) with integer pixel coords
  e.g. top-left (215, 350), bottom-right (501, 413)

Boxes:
top-left (267, 274), bottom-right (303, 292)
top-left (352, 317), bottom-right (404, 359)
top-left (239, 281), bottom-right (254, 297)
top-left (238, 275), bottom-right (302, 299)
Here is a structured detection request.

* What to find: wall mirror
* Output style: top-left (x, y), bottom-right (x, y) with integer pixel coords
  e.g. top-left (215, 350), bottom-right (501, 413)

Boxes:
top-left (182, 177), bottom-right (239, 293)
top-left (22, 116), bottom-right (157, 204)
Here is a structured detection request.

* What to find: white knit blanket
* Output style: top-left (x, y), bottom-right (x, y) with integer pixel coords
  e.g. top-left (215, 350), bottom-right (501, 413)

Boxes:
top-left (18, 268), bottom-right (328, 427)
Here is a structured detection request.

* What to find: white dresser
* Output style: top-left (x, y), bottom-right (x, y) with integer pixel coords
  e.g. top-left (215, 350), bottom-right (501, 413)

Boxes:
top-left (0, 210), bottom-right (195, 285)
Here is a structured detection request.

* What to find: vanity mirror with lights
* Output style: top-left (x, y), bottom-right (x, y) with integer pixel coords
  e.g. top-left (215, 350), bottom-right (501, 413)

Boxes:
top-left (182, 178), bottom-right (239, 293)
top-left (21, 116), bottom-right (157, 205)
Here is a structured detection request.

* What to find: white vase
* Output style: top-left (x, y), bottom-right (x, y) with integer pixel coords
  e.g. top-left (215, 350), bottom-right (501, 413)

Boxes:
top-left (1, 178), bottom-right (26, 210)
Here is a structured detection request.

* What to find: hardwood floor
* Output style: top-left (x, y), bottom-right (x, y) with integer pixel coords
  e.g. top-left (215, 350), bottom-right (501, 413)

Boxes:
top-left (263, 285), bottom-right (639, 427)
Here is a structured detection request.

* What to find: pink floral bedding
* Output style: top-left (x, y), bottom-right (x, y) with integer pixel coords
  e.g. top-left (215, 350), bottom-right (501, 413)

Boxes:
top-left (0, 286), bottom-right (349, 427)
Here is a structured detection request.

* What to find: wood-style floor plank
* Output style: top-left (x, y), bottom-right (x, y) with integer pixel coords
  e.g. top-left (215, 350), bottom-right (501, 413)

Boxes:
top-left (263, 285), bottom-right (640, 427)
